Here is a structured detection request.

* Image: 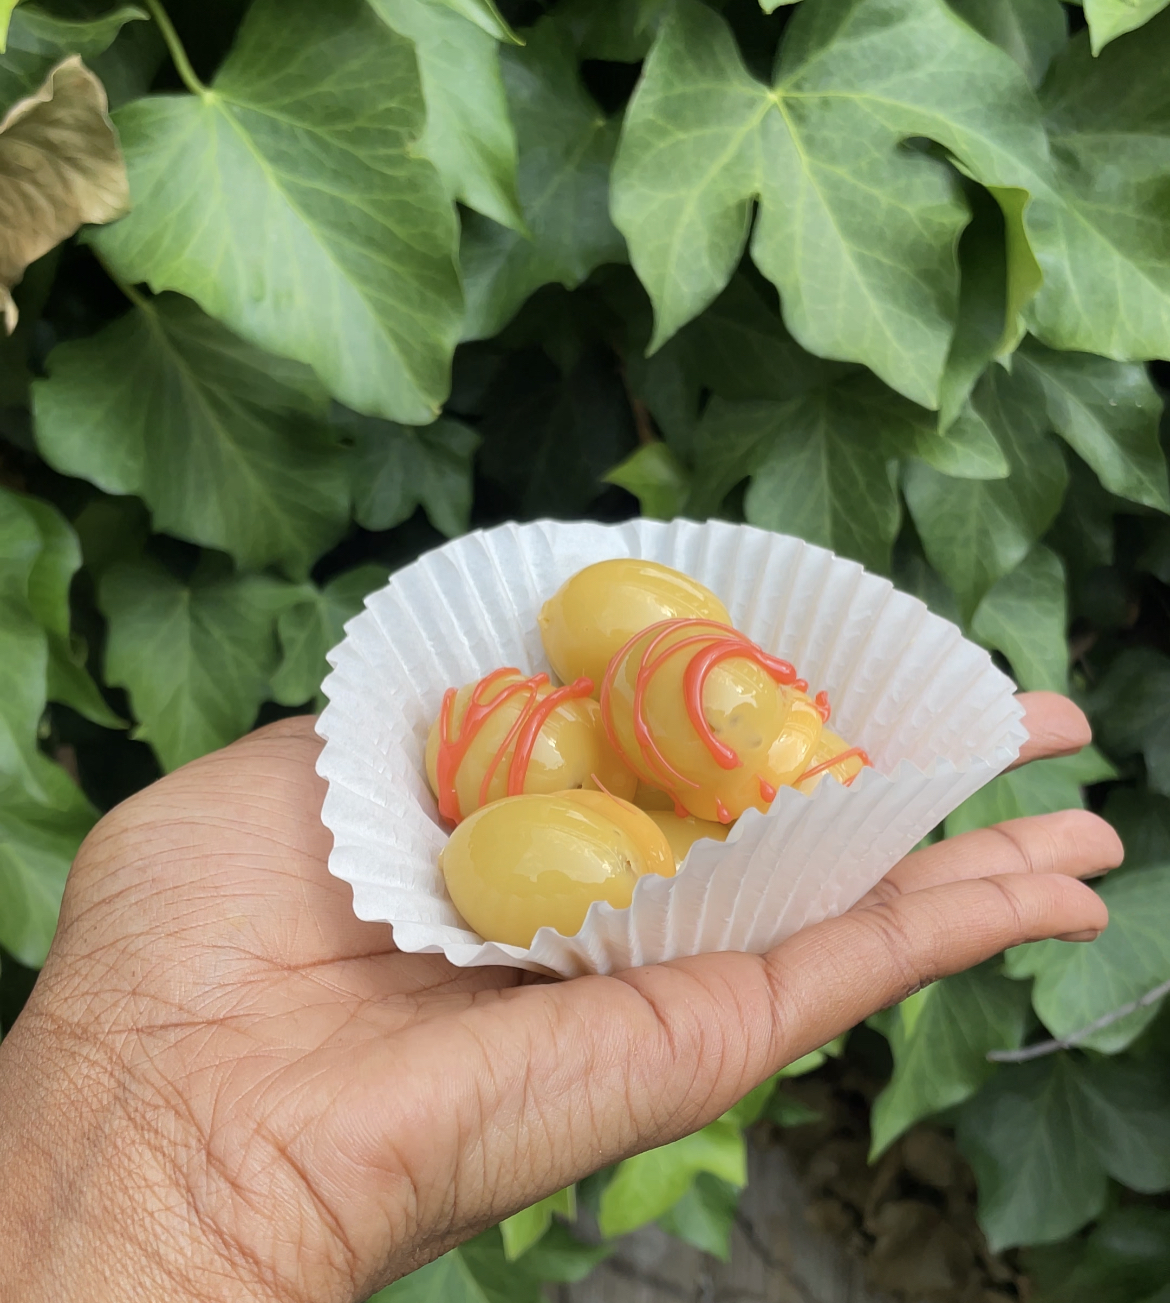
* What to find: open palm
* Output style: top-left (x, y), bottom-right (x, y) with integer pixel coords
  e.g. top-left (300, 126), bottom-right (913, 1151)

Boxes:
top-left (0, 694), bottom-right (1120, 1303)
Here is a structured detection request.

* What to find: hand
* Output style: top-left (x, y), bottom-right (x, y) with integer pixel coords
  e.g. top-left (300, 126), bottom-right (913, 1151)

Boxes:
top-left (0, 693), bottom-right (1121, 1303)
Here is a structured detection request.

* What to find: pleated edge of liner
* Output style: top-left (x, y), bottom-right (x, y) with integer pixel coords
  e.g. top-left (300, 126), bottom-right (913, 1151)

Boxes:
top-left (310, 519), bottom-right (1030, 971)
top-left (312, 699), bottom-right (1030, 972)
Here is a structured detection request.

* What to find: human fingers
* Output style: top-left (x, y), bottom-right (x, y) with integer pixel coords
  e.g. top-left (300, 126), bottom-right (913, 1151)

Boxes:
top-left (58, 714), bottom-right (389, 969)
top-left (321, 870), bottom-right (1106, 1272)
top-left (1008, 691), bottom-right (1093, 769)
top-left (862, 809), bottom-right (1123, 906)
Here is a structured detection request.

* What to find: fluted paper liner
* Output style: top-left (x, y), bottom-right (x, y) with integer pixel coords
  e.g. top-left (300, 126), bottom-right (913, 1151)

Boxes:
top-left (315, 520), bottom-right (1026, 978)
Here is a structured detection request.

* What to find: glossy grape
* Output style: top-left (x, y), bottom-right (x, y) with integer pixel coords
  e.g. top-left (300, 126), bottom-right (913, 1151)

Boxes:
top-left (644, 810), bottom-right (730, 866)
top-left (425, 670), bottom-right (636, 820)
top-left (538, 558), bottom-right (730, 693)
top-left (604, 621), bottom-right (823, 822)
top-left (439, 790), bottom-right (675, 947)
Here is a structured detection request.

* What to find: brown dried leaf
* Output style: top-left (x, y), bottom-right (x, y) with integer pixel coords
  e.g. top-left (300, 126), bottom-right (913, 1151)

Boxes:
top-left (0, 55), bottom-right (127, 332)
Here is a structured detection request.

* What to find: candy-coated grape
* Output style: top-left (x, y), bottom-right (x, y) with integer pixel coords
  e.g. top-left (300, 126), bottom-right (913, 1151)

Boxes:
top-left (426, 669), bottom-right (636, 822)
top-left (645, 810), bottom-right (729, 866)
top-left (439, 791), bottom-right (675, 947)
top-left (632, 781), bottom-right (674, 812)
top-left (602, 620), bottom-right (823, 823)
top-left (539, 558), bottom-right (731, 693)
top-left (558, 789), bottom-right (675, 880)
top-left (794, 728), bottom-right (869, 793)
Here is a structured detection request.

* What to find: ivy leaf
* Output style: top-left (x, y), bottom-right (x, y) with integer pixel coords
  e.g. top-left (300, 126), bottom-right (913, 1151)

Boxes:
top-left (869, 962), bottom-right (1031, 1158)
top-left (624, 335), bottom-right (703, 459)
top-left (0, 489), bottom-right (99, 960)
top-left (604, 442), bottom-right (690, 519)
top-left (945, 748), bottom-right (1116, 838)
top-left (19, 494), bottom-right (123, 730)
top-left (370, 0), bottom-right (522, 230)
top-left (956, 1054), bottom-right (1170, 1250)
top-left (689, 390), bottom-right (899, 571)
top-left (612, 0), bottom-right (1052, 409)
top-left (657, 1173), bottom-right (740, 1261)
top-left (1082, 0), bottom-right (1170, 53)
top-left (271, 564), bottom-right (389, 709)
top-left (0, 0), bottom-right (16, 53)
top-left (776, 1034), bottom-right (846, 1080)
top-left (431, 0), bottom-right (519, 44)
top-left (0, 4), bottom-right (145, 108)
top-left (597, 1117), bottom-right (747, 1238)
top-left (499, 1187), bottom-right (575, 1261)
top-left (1026, 17), bottom-right (1170, 365)
top-left (460, 18), bottom-right (625, 341)
top-left (1029, 1207), bottom-right (1170, 1303)
top-left (99, 559), bottom-right (289, 772)
top-left (0, 489), bottom-right (119, 788)
top-left (0, 620), bottom-right (50, 812)
top-left (743, 406), bottom-right (901, 571)
top-left (479, 345), bottom-right (636, 517)
top-left (456, 1229), bottom-right (550, 1303)
top-left (681, 273), bottom-right (1007, 480)
top-left (947, 0), bottom-right (1068, 85)
top-left (904, 363), bottom-right (1068, 619)
top-left (0, 760), bottom-right (95, 967)
top-left (1013, 339), bottom-right (1169, 512)
top-left (0, 492), bottom-right (53, 794)
top-left (938, 183), bottom-right (1013, 431)
top-left (34, 294), bottom-right (349, 578)
top-left (343, 409), bottom-right (479, 537)
top-left (1088, 648), bottom-right (1170, 796)
top-left (680, 274), bottom-right (842, 404)
top-left (92, 0), bottom-right (461, 425)
top-left (1102, 788), bottom-right (1170, 870)
top-left (1073, 1057), bottom-right (1170, 1192)
top-left (1005, 862), bottom-right (1170, 1053)
top-left (971, 545), bottom-right (1068, 692)
top-left (910, 405), bottom-right (1011, 480)
top-left (559, 0), bottom-right (668, 60)
top-left (508, 1222), bottom-right (609, 1284)
top-left (892, 548), bottom-right (962, 624)
top-left (369, 1250), bottom-right (491, 1303)
top-left (0, 55), bottom-right (128, 331)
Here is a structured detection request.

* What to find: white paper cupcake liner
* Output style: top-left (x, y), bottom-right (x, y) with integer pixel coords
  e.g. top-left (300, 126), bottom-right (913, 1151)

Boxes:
top-left (315, 520), bottom-right (1026, 978)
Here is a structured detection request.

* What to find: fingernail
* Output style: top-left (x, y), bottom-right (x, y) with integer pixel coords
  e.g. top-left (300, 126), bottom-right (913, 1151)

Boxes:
top-left (1057, 929), bottom-right (1101, 943)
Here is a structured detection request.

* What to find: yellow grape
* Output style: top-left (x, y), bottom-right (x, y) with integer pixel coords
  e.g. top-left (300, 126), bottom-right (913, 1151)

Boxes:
top-left (439, 790), bottom-right (675, 947)
top-left (425, 668), bottom-right (636, 823)
top-left (794, 727), bottom-right (869, 793)
top-left (644, 810), bottom-right (730, 866)
top-left (539, 558), bottom-right (731, 693)
top-left (602, 619), bottom-right (823, 823)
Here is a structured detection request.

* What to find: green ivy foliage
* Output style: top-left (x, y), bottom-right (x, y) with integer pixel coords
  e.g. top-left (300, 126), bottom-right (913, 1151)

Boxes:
top-left (2, 0), bottom-right (1170, 1294)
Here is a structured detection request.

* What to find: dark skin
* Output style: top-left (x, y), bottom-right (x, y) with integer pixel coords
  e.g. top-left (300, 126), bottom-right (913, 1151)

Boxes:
top-left (0, 693), bottom-right (1121, 1302)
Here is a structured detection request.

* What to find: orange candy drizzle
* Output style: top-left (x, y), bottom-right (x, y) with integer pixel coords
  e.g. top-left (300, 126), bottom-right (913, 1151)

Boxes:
top-left (601, 619), bottom-right (807, 821)
top-left (599, 617), bottom-right (873, 820)
top-left (799, 746), bottom-right (872, 788)
top-left (435, 667), bottom-right (594, 823)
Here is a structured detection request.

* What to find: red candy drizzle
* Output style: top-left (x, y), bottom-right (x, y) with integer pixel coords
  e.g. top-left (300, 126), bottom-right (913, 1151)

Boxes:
top-left (436, 668), bottom-right (593, 823)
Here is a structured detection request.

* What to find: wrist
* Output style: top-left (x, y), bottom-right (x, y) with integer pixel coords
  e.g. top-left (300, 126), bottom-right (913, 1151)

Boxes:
top-left (0, 977), bottom-right (263, 1303)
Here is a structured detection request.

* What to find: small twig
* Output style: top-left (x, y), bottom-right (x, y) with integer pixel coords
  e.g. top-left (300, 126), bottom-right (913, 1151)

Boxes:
top-left (988, 977), bottom-right (1170, 1063)
top-left (144, 0), bottom-right (207, 97)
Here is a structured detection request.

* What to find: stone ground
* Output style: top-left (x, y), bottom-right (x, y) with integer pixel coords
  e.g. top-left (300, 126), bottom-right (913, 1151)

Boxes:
top-left (559, 1059), bottom-right (1024, 1303)
top-left (560, 1142), bottom-right (888, 1303)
